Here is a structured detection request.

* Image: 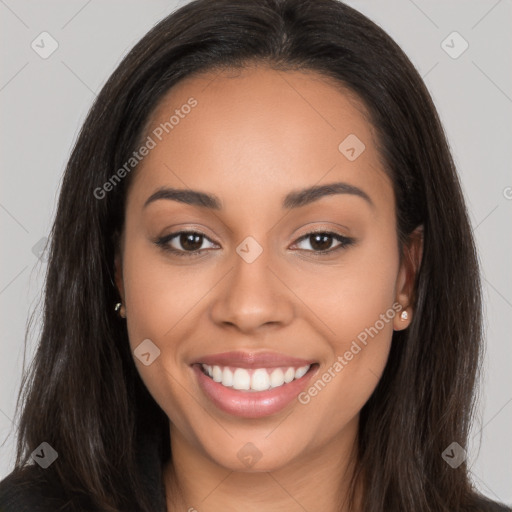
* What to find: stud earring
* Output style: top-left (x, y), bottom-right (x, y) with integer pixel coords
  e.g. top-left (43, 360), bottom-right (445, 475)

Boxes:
top-left (114, 302), bottom-right (126, 319)
top-left (400, 310), bottom-right (409, 321)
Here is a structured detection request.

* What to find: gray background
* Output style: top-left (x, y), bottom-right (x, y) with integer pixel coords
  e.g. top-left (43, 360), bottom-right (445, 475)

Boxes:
top-left (1, 0), bottom-right (511, 505)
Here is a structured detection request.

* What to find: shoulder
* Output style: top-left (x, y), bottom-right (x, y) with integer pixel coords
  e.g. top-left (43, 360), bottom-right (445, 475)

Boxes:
top-left (0, 467), bottom-right (54, 512)
top-left (0, 466), bottom-right (94, 512)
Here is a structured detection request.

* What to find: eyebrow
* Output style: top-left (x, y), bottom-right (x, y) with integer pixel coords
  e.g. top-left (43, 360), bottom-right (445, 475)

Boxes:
top-left (143, 182), bottom-right (374, 210)
top-left (283, 182), bottom-right (373, 209)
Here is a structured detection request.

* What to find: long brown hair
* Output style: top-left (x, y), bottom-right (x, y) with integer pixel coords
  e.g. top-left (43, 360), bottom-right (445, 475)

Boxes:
top-left (3, 0), bottom-right (507, 510)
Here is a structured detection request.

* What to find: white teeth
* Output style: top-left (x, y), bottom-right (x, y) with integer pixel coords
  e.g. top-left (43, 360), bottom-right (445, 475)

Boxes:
top-left (251, 369), bottom-right (270, 391)
top-left (295, 365), bottom-right (309, 379)
top-left (201, 364), bottom-right (311, 391)
top-left (270, 368), bottom-right (285, 388)
top-left (222, 367), bottom-right (233, 387)
top-left (212, 365), bottom-right (223, 382)
top-left (232, 368), bottom-right (251, 390)
top-left (284, 367), bottom-right (295, 383)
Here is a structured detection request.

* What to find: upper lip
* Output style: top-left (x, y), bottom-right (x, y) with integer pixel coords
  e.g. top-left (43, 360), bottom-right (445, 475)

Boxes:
top-left (192, 351), bottom-right (315, 369)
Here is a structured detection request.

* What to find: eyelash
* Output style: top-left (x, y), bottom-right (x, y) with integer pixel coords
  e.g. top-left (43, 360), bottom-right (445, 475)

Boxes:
top-left (154, 229), bottom-right (355, 258)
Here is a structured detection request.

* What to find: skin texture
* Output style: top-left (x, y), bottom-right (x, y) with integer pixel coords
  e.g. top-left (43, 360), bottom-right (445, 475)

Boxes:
top-left (115, 64), bottom-right (422, 512)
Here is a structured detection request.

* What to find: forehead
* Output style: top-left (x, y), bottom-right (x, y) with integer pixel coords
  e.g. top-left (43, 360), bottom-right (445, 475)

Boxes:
top-left (128, 64), bottom-right (392, 213)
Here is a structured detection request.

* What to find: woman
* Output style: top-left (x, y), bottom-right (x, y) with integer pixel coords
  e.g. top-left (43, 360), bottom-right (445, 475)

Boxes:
top-left (0, 0), bottom-right (509, 510)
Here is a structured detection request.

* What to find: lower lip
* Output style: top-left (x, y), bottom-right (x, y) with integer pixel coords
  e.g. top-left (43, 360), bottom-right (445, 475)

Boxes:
top-left (192, 364), bottom-right (317, 418)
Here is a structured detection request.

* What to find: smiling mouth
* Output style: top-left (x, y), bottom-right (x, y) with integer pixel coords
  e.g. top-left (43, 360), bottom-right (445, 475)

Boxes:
top-left (199, 363), bottom-right (316, 392)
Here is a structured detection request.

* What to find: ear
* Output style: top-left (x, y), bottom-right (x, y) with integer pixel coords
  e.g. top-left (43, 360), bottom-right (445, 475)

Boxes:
top-left (393, 225), bottom-right (423, 331)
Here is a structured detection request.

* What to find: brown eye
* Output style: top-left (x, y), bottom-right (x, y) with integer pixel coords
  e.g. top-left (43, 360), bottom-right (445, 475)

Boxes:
top-left (178, 232), bottom-right (204, 251)
top-left (292, 231), bottom-right (354, 254)
top-left (155, 230), bottom-right (218, 256)
top-left (309, 233), bottom-right (335, 251)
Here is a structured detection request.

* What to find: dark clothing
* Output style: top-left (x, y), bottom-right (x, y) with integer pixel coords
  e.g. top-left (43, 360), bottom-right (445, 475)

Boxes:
top-left (0, 428), bottom-right (167, 512)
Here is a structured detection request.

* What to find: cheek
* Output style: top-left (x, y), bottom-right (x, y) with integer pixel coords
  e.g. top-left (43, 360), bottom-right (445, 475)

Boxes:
top-left (120, 235), bottom-right (218, 427)
top-left (333, 242), bottom-right (399, 347)
top-left (291, 228), bottom-right (399, 415)
top-left (122, 236), bottom-right (205, 344)
top-left (288, 225), bottom-right (400, 348)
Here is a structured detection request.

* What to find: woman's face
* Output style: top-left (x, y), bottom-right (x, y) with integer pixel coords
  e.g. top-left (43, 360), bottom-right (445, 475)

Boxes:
top-left (115, 65), bottom-right (415, 472)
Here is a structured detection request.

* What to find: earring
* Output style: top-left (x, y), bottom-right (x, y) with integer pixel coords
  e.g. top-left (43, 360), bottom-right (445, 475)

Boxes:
top-left (400, 310), bottom-right (409, 321)
top-left (114, 302), bottom-right (126, 319)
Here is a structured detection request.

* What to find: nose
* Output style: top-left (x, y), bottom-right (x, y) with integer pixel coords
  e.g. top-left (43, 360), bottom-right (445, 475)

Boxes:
top-left (209, 244), bottom-right (295, 334)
